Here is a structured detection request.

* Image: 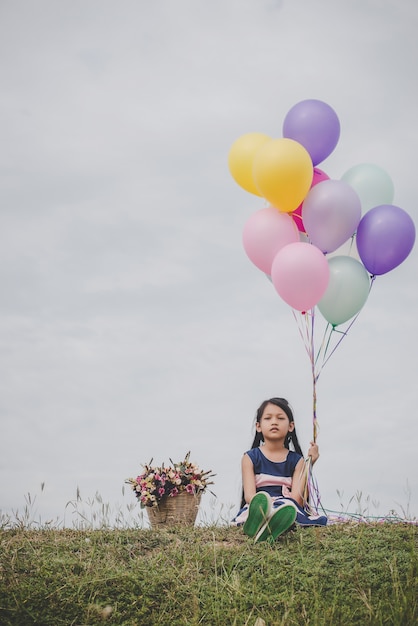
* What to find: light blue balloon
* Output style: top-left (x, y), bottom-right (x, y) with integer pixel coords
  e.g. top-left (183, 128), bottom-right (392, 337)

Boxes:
top-left (341, 163), bottom-right (394, 213)
top-left (317, 256), bottom-right (370, 326)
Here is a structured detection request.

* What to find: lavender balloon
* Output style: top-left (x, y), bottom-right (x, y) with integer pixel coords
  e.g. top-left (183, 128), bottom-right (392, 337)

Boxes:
top-left (302, 179), bottom-right (362, 253)
top-left (356, 205), bottom-right (415, 275)
top-left (283, 99), bottom-right (340, 166)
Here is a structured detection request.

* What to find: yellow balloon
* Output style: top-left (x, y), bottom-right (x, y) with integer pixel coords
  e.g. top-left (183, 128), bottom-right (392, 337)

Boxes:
top-left (253, 138), bottom-right (313, 212)
top-left (228, 132), bottom-right (271, 196)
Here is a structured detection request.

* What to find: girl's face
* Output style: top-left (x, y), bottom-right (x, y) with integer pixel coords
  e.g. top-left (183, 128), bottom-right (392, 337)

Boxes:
top-left (256, 402), bottom-right (294, 439)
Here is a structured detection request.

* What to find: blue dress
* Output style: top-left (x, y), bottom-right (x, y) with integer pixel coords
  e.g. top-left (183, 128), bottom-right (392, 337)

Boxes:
top-left (231, 447), bottom-right (328, 527)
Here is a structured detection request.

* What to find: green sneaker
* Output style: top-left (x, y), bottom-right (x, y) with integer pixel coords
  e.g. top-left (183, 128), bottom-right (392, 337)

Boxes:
top-left (243, 492), bottom-right (272, 538)
top-left (255, 504), bottom-right (297, 543)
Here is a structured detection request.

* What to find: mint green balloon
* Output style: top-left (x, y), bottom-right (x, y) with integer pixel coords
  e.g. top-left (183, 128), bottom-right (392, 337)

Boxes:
top-left (317, 256), bottom-right (370, 326)
top-left (341, 163), bottom-right (394, 212)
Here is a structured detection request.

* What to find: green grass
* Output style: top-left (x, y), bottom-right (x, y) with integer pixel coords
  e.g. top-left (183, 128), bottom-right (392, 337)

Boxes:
top-left (0, 521), bottom-right (417, 625)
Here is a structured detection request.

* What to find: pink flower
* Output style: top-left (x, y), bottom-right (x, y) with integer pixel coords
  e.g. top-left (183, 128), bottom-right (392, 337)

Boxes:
top-left (186, 484), bottom-right (195, 494)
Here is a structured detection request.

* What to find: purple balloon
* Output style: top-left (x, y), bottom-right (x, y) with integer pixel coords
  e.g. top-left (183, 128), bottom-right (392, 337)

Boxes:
top-left (283, 99), bottom-right (340, 166)
top-left (356, 205), bottom-right (415, 275)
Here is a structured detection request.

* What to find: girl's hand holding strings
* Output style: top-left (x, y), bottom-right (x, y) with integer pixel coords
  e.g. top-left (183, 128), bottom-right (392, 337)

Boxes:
top-left (307, 441), bottom-right (319, 464)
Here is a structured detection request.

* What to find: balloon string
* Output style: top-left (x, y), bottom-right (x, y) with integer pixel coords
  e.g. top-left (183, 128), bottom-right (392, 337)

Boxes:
top-left (292, 310), bottom-right (314, 360)
top-left (319, 273), bottom-right (376, 371)
top-left (309, 309), bottom-right (318, 443)
top-left (293, 273), bottom-right (376, 444)
top-left (291, 271), bottom-right (377, 501)
top-left (314, 322), bottom-right (333, 371)
top-left (292, 309), bottom-right (319, 442)
top-left (290, 310), bottom-right (317, 443)
top-left (314, 323), bottom-right (340, 379)
top-left (312, 374), bottom-right (318, 443)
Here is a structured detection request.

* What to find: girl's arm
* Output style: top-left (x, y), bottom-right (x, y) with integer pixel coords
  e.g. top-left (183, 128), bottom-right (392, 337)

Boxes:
top-left (289, 457), bottom-right (309, 506)
top-left (290, 442), bottom-right (320, 505)
top-left (241, 453), bottom-right (257, 504)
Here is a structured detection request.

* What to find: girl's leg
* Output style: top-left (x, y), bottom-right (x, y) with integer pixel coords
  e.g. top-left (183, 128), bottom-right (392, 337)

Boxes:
top-left (255, 504), bottom-right (297, 543)
top-left (243, 492), bottom-right (272, 538)
top-left (273, 497), bottom-right (328, 527)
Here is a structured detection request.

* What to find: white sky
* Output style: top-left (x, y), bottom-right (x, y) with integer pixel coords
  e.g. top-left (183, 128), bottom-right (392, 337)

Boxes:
top-left (1, 0), bottom-right (417, 527)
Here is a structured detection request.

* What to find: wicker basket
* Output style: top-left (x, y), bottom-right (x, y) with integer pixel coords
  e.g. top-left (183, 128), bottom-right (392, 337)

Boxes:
top-left (147, 492), bottom-right (202, 528)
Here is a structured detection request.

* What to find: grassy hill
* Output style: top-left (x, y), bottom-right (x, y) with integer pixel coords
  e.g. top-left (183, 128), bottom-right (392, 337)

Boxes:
top-left (0, 521), bottom-right (417, 625)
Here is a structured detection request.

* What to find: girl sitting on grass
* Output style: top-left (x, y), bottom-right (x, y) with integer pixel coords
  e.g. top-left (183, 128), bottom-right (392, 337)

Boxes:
top-left (231, 397), bottom-right (327, 542)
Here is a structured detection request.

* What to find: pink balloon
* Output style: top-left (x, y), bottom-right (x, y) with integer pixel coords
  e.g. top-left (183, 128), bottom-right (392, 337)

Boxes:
top-left (242, 207), bottom-right (299, 274)
top-left (271, 242), bottom-right (329, 311)
top-left (292, 168), bottom-right (330, 233)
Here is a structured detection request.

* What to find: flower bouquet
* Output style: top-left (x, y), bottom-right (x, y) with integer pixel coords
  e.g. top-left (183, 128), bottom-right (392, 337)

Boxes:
top-left (126, 452), bottom-right (215, 527)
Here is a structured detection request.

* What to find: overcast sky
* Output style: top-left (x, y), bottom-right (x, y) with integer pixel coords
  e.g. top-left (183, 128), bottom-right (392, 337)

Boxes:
top-left (1, 0), bottom-right (417, 527)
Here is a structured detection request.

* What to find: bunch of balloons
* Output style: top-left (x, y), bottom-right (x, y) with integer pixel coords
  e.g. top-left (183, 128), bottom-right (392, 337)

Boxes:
top-left (229, 99), bottom-right (416, 327)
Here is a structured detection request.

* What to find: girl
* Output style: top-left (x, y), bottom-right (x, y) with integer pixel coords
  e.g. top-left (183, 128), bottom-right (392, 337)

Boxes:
top-left (232, 397), bottom-right (327, 542)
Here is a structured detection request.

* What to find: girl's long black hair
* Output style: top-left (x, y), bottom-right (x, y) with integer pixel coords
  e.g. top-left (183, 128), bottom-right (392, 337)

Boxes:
top-left (240, 397), bottom-right (303, 508)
